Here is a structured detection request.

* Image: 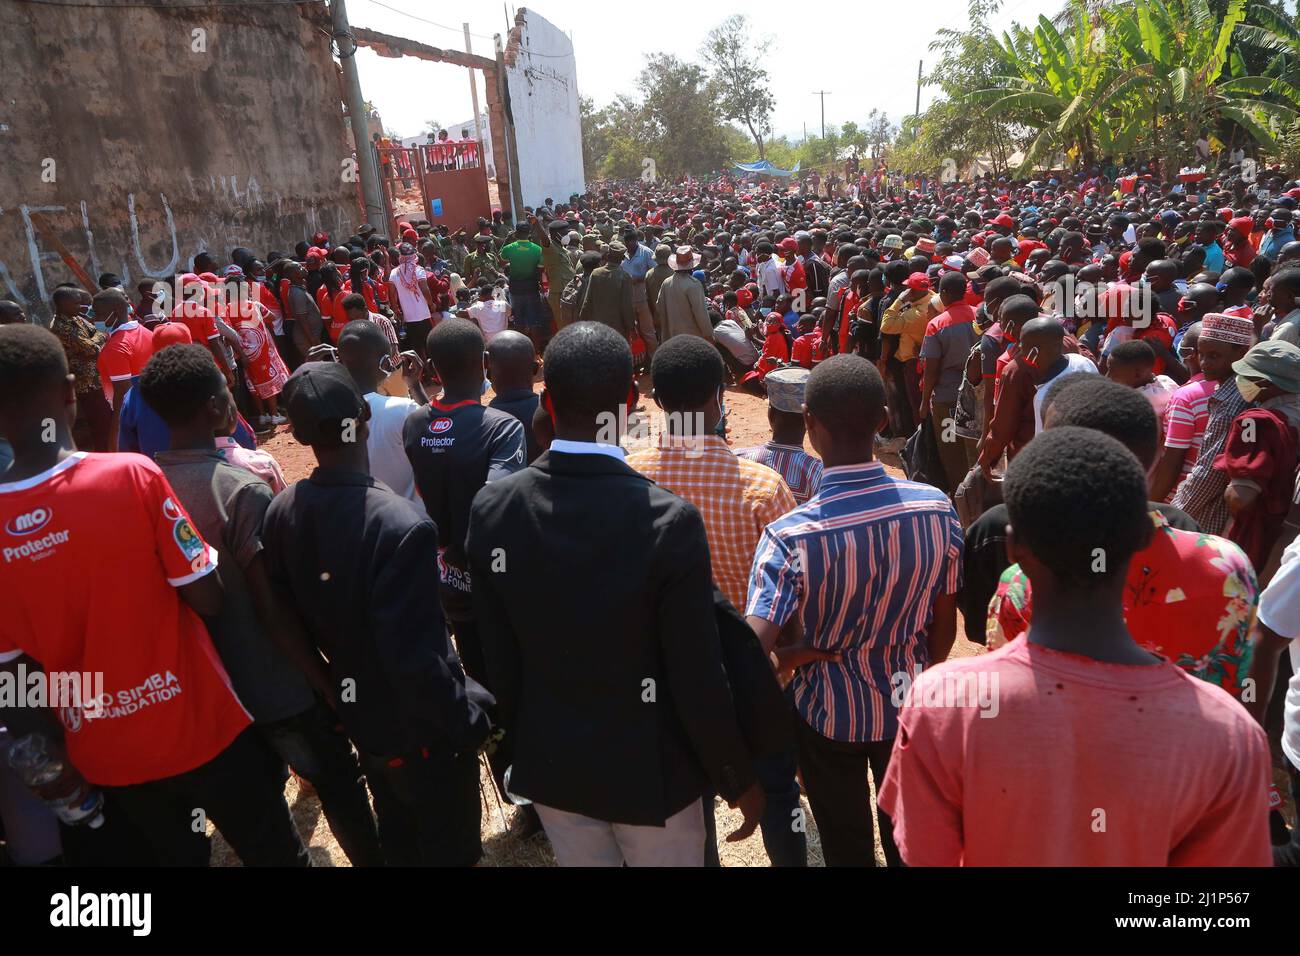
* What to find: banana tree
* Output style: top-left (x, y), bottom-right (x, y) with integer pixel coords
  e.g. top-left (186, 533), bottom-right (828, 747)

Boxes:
top-left (1108, 0), bottom-right (1297, 175)
top-left (968, 1), bottom-right (1137, 173)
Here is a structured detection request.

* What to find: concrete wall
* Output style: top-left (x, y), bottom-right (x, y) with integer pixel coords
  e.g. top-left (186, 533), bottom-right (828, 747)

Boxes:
top-left (504, 9), bottom-right (585, 209)
top-left (0, 0), bottom-right (358, 319)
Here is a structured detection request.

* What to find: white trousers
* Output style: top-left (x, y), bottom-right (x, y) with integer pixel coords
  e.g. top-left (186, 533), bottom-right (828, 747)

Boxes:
top-left (534, 799), bottom-right (706, 867)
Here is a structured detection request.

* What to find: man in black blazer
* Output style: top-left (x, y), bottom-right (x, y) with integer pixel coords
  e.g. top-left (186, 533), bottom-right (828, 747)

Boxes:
top-left (467, 321), bottom-right (764, 865)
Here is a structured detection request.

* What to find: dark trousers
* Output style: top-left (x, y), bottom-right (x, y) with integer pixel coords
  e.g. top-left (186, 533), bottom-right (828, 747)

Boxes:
top-left (79, 388), bottom-right (113, 452)
top-left (931, 401), bottom-right (976, 498)
top-left (795, 716), bottom-right (901, 867)
top-left (449, 617), bottom-right (511, 793)
top-left (404, 318), bottom-right (433, 360)
top-left (359, 745), bottom-right (481, 866)
top-left (258, 700), bottom-right (384, 867)
top-left (107, 728), bottom-right (309, 867)
top-left (702, 750), bottom-right (807, 867)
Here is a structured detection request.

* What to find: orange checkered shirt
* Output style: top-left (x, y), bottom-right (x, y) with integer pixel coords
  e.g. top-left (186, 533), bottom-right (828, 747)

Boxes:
top-left (627, 434), bottom-right (797, 610)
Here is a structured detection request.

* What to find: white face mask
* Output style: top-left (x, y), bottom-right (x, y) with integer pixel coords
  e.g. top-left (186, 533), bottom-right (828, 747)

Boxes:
top-left (1236, 375), bottom-right (1264, 402)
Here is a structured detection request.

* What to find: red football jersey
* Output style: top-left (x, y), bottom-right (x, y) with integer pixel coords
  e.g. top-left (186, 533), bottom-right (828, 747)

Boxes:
top-left (96, 321), bottom-right (154, 403)
top-left (0, 453), bottom-right (250, 786)
top-left (170, 301), bottom-right (219, 347)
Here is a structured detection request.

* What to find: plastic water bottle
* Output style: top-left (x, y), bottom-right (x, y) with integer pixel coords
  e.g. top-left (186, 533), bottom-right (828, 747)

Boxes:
top-left (6, 734), bottom-right (105, 829)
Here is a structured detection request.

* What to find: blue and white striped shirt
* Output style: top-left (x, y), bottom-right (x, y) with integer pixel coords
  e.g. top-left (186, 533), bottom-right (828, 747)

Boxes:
top-left (746, 462), bottom-right (963, 742)
top-left (735, 442), bottom-right (824, 505)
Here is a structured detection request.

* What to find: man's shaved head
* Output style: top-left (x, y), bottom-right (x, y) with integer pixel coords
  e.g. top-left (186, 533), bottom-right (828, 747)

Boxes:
top-left (486, 329), bottom-right (536, 365)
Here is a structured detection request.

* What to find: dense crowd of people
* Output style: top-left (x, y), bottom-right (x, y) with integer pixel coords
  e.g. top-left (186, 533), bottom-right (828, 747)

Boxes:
top-left (3, 151), bottom-right (1300, 867)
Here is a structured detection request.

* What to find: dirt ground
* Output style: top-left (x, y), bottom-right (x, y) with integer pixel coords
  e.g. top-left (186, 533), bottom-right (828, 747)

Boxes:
top-left (211, 375), bottom-right (985, 867)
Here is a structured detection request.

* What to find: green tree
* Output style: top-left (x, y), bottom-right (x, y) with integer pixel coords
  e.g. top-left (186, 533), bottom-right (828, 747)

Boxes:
top-left (863, 109), bottom-right (898, 159)
top-left (635, 54), bottom-right (733, 178)
top-left (899, 0), bottom-right (1023, 177)
top-left (1109, 0), bottom-right (1297, 173)
top-left (972, 0), bottom-right (1134, 170)
top-left (701, 14), bottom-right (776, 159)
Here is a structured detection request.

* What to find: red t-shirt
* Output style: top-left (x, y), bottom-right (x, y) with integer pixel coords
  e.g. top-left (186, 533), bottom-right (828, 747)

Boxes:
top-left (342, 278), bottom-right (379, 315)
top-left (0, 453), bottom-right (250, 786)
top-left (316, 287), bottom-right (348, 342)
top-left (171, 301), bottom-right (219, 348)
top-left (96, 321), bottom-right (154, 404)
top-left (426, 272), bottom-right (451, 311)
top-left (791, 329), bottom-right (822, 368)
top-left (838, 290), bottom-right (861, 354)
top-left (878, 639), bottom-right (1271, 866)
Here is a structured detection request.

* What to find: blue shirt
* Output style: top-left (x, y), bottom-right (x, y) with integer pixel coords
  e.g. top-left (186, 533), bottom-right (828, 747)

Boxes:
top-left (747, 462), bottom-right (963, 742)
top-left (735, 442), bottom-right (824, 505)
top-left (118, 381), bottom-right (170, 457)
top-left (1260, 227), bottom-right (1296, 261)
top-left (1201, 241), bottom-right (1225, 273)
top-left (119, 384), bottom-right (257, 458)
top-left (621, 245), bottom-right (655, 305)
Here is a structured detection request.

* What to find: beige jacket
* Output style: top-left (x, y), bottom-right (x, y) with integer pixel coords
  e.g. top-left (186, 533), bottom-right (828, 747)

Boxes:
top-left (656, 271), bottom-right (713, 341)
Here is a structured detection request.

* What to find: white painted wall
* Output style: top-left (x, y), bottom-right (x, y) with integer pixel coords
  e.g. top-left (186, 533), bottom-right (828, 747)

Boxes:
top-left (506, 11), bottom-right (585, 208)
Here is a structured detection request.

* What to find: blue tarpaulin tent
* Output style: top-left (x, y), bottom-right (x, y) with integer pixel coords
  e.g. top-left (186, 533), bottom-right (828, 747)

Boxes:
top-left (734, 159), bottom-right (801, 178)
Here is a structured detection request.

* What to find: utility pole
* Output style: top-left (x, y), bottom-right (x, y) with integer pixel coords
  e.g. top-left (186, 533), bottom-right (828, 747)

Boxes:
top-left (811, 90), bottom-right (830, 139)
top-left (465, 23), bottom-right (484, 155)
top-left (331, 0), bottom-right (385, 229)
top-left (915, 60), bottom-right (923, 120)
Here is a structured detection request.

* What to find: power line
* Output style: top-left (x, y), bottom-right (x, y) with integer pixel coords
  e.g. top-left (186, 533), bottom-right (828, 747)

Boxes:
top-left (362, 0), bottom-right (576, 60)
top-left (364, 0), bottom-right (497, 41)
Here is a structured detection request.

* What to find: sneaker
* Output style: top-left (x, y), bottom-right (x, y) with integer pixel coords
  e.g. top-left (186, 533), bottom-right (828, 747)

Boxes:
top-left (268, 413), bottom-right (287, 425)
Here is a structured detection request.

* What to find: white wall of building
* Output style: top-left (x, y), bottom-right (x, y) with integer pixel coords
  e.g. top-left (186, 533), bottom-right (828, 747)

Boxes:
top-left (506, 11), bottom-right (585, 207)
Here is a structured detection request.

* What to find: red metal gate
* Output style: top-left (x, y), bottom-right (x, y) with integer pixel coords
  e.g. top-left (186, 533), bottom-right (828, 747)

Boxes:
top-left (375, 142), bottom-right (491, 238)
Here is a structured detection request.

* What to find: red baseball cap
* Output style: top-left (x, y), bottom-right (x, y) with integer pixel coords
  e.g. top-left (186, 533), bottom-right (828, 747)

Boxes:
top-left (152, 321), bottom-right (193, 349)
top-left (903, 273), bottom-right (932, 292)
top-left (993, 213), bottom-right (1015, 229)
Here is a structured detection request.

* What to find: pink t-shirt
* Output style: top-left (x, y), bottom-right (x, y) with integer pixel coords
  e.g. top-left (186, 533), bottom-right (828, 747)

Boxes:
top-left (214, 436), bottom-right (288, 493)
top-left (877, 639), bottom-right (1272, 866)
top-left (1162, 374), bottom-right (1215, 492)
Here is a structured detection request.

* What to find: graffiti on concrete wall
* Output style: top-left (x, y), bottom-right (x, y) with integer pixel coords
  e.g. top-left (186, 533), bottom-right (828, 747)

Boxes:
top-left (0, 186), bottom-right (354, 319)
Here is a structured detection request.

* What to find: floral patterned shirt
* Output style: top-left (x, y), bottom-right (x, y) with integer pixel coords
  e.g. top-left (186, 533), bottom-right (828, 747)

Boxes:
top-left (49, 314), bottom-right (106, 396)
top-left (986, 511), bottom-right (1258, 698)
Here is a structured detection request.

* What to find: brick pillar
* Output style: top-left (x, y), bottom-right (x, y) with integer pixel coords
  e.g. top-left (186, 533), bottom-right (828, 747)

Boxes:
top-left (483, 68), bottom-right (512, 207)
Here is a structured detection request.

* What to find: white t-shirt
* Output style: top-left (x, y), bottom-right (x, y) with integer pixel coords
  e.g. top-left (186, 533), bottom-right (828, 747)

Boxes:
top-left (365, 392), bottom-right (419, 501)
top-left (1033, 353), bottom-right (1098, 432)
top-left (713, 319), bottom-right (759, 365)
top-left (1257, 533), bottom-right (1300, 770)
top-left (756, 257), bottom-right (786, 297)
top-left (391, 267), bottom-right (431, 324)
top-left (1138, 374), bottom-right (1180, 433)
top-left (467, 299), bottom-right (510, 342)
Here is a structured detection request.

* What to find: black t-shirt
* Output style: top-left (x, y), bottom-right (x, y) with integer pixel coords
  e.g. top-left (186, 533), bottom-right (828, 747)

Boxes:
top-left (960, 501), bottom-right (1200, 644)
top-left (803, 255), bottom-right (831, 303)
top-left (403, 399), bottom-right (525, 620)
top-left (489, 388), bottom-right (541, 463)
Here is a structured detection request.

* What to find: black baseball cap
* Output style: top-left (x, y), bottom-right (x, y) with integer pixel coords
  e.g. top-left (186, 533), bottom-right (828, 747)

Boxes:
top-left (283, 362), bottom-right (366, 446)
